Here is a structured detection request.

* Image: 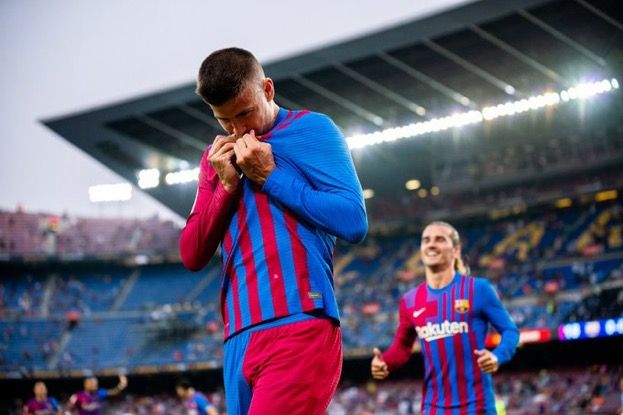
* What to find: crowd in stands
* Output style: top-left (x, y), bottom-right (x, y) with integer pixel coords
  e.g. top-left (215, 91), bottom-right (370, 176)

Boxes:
top-left (0, 200), bottom-right (621, 373)
top-left (8, 365), bottom-right (621, 414)
top-left (433, 121), bottom-right (623, 187)
top-left (365, 169), bottom-right (623, 224)
top-left (326, 365), bottom-right (623, 415)
top-left (0, 208), bottom-right (180, 259)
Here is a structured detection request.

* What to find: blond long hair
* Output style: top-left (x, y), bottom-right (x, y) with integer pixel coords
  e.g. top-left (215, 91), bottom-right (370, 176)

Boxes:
top-left (427, 221), bottom-right (470, 276)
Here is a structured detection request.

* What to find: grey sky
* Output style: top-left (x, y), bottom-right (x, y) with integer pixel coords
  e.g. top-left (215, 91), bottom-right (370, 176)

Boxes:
top-left (0, 0), bottom-right (471, 222)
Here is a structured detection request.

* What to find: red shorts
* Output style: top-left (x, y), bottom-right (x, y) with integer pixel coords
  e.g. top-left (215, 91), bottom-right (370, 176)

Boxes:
top-left (223, 316), bottom-right (342, 415)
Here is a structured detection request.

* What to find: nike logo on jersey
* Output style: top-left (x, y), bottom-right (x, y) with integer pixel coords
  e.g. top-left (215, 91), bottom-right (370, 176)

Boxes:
top-left (416, 320), bottom-right (469, 342)
top-left (413, 308), bottom-right (426, 318)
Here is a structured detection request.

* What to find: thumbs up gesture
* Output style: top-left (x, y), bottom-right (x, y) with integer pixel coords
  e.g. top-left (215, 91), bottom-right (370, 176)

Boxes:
top-left (371, 347), bottom-right (390, 380)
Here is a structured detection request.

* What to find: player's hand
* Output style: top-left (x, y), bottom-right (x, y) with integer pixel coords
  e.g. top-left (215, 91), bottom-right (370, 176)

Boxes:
top-left (233, 130), bottom-right (276, 186)
top-left (474, 349), bottom-right (499, 374)
top-left (371, 347), bottom-right (390, 380)
top-left (208, 134), bottom-right (240, 193)
top-left (118, 374), bottom-right (128, 389)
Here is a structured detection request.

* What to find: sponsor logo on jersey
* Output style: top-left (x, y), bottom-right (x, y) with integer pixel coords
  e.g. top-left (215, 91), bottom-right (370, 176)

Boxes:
top-left (416, 320), bottom-right (469, 342)
top-left (454, 299), bottom-right (470, 314)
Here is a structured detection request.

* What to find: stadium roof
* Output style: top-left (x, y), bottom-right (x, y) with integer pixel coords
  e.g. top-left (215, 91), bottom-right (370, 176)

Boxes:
top-left (44, 0), bottom-right (623, 217)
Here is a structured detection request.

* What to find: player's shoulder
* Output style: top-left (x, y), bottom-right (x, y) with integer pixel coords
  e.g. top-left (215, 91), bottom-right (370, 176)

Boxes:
top-left (194, 390), bottom-right (207, 399)
top-left (470, 276), bottom-right (504, 302)
top-left (471, 275), bottom-right (494, 289)
top-left (289, 110), bottom-right (338, 132)
top-left (193, 391), bottom-right (210, 404)
top-left (401, 281), bottom-right (426, 305)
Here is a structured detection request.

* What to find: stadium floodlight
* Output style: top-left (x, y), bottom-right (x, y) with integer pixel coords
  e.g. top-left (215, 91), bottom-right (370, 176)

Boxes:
top-left (347, 77), bottom-right (619, 150)
top-left (149, 78), bottom-right (620, 183)
top-left (88, 183), bottom-right (132, 203)
top-left (362, 189), bottom-right (375, 199)
top-left (346, 110), bottom-right (482, 149)
top-left (417, 188), bottom-right (428, 198)
top-left (137, 169), bottom-right (160, 189)
top-left (405, 179), bottom-right (421, 190)
top-left (165, 168), bottom-right (200, 185)
top-left (430, 186), bottom-right (440, 196)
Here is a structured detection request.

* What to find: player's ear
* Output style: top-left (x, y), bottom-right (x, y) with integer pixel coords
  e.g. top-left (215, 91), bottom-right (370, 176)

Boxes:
top-left (263, 78), bottom-right (275, 102)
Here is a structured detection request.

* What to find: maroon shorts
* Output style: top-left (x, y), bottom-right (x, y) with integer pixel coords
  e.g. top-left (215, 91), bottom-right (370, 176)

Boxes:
top-left (223, 316), bottom-right (342, 414)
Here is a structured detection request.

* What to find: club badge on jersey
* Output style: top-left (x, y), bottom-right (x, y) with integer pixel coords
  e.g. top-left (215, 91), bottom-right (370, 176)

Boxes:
top-left (454, 299), bottom-right (470, 314)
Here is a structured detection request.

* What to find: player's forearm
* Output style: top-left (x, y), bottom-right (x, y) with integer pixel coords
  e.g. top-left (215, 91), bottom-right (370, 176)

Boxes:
top-left (383, 322), bottom-right (416, 372)
top-left (180, 184), bottom-right (238, 271)
top-left (262, 168), bottom-right (367, 243)
top-left (107, 380), bottom-right (127, 396)
top-left (492, 326), bottom-right (520, 365)
top-left (382, 337), bottom-right (414, 372)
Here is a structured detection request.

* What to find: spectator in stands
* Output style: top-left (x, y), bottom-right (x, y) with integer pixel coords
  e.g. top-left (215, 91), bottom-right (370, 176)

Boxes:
top-left (22, 381), bottom-right (61, 415)
top-left (371, 221), bottom-right (519, 414)
top-left (67, 374), bottom-right (127, 415)
top-left (175, 378), bottom-right (219, 415)
top-left (179, 47), bottom-right (367, 414)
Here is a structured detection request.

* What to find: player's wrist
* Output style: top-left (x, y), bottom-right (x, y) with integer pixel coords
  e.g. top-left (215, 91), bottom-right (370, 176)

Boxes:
top-left (221, 178), bottom-right (240, 194)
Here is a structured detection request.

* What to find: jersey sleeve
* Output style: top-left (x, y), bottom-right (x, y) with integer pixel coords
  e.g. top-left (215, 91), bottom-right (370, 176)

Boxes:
top-left (261, 113), bottom-right (367, 243)
top-left (180, 145), bottom-right (241, 271)
top-left (382, 298), bottom-right (417, 372)
top-left (195, 393), bottom-right (213, 411)
top-left (98, 389), bottom-right (108, 400)
top-left (477, 278), bottom-right (520, 365)
top-left (50, 397), bottom-right (60, 410)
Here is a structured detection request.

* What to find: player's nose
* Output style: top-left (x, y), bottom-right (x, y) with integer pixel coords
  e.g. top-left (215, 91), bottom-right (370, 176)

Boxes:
top-left (232, 122), bottom-right (247, 138)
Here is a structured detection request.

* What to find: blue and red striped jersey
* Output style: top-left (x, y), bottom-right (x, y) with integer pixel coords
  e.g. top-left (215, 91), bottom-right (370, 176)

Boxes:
top-left (180, 108), bottom-right (367, 339)
top-left (23, 397), bottom-right (59, 415)
top-left (184, 391), bottom-right (213, 415)
top-left (383, 273), bottom-right (519, 415)
top-left (69, 389), bottom-right (108, 415)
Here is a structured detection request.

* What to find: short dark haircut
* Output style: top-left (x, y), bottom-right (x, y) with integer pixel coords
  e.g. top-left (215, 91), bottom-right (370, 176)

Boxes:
top-left (176, 378), bottom-right (192, 390)
top-left (196, 47), bottom-right (262, 106)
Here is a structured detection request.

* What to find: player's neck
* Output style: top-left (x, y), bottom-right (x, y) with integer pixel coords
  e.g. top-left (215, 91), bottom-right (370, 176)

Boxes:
top-left (35, 396), bottom-right (46, 402)
top-left (270, 103), bottom-right (280, 126)
top-left (425, 268), bottom-right (455, 289)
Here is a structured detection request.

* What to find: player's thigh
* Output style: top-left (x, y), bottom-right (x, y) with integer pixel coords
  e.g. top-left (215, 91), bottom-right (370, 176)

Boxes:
top-left (223, 330), bottom-right (253, 415)
top-left (247, 318), bottom-right (342, 415)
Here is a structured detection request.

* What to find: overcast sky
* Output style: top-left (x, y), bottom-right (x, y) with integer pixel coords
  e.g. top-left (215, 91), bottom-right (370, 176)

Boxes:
top-left (0, 0), bottom-right (471, 223)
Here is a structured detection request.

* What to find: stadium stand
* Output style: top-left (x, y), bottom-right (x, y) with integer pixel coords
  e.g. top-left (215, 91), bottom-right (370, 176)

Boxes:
top-left (12, 365), bottom-right (617, 414)
top-left (1, 198), bottom-right (621, 375)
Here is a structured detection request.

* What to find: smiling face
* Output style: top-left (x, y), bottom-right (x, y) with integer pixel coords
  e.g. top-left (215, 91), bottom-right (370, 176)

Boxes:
top-left (420, 223), bottom-right (460, 273)
top-left (210, 77), bottom-right (277, 138)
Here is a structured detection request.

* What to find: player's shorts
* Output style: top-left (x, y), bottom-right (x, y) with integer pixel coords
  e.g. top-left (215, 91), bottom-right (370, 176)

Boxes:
top-left (223, 315), bottom-right (342, 415)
